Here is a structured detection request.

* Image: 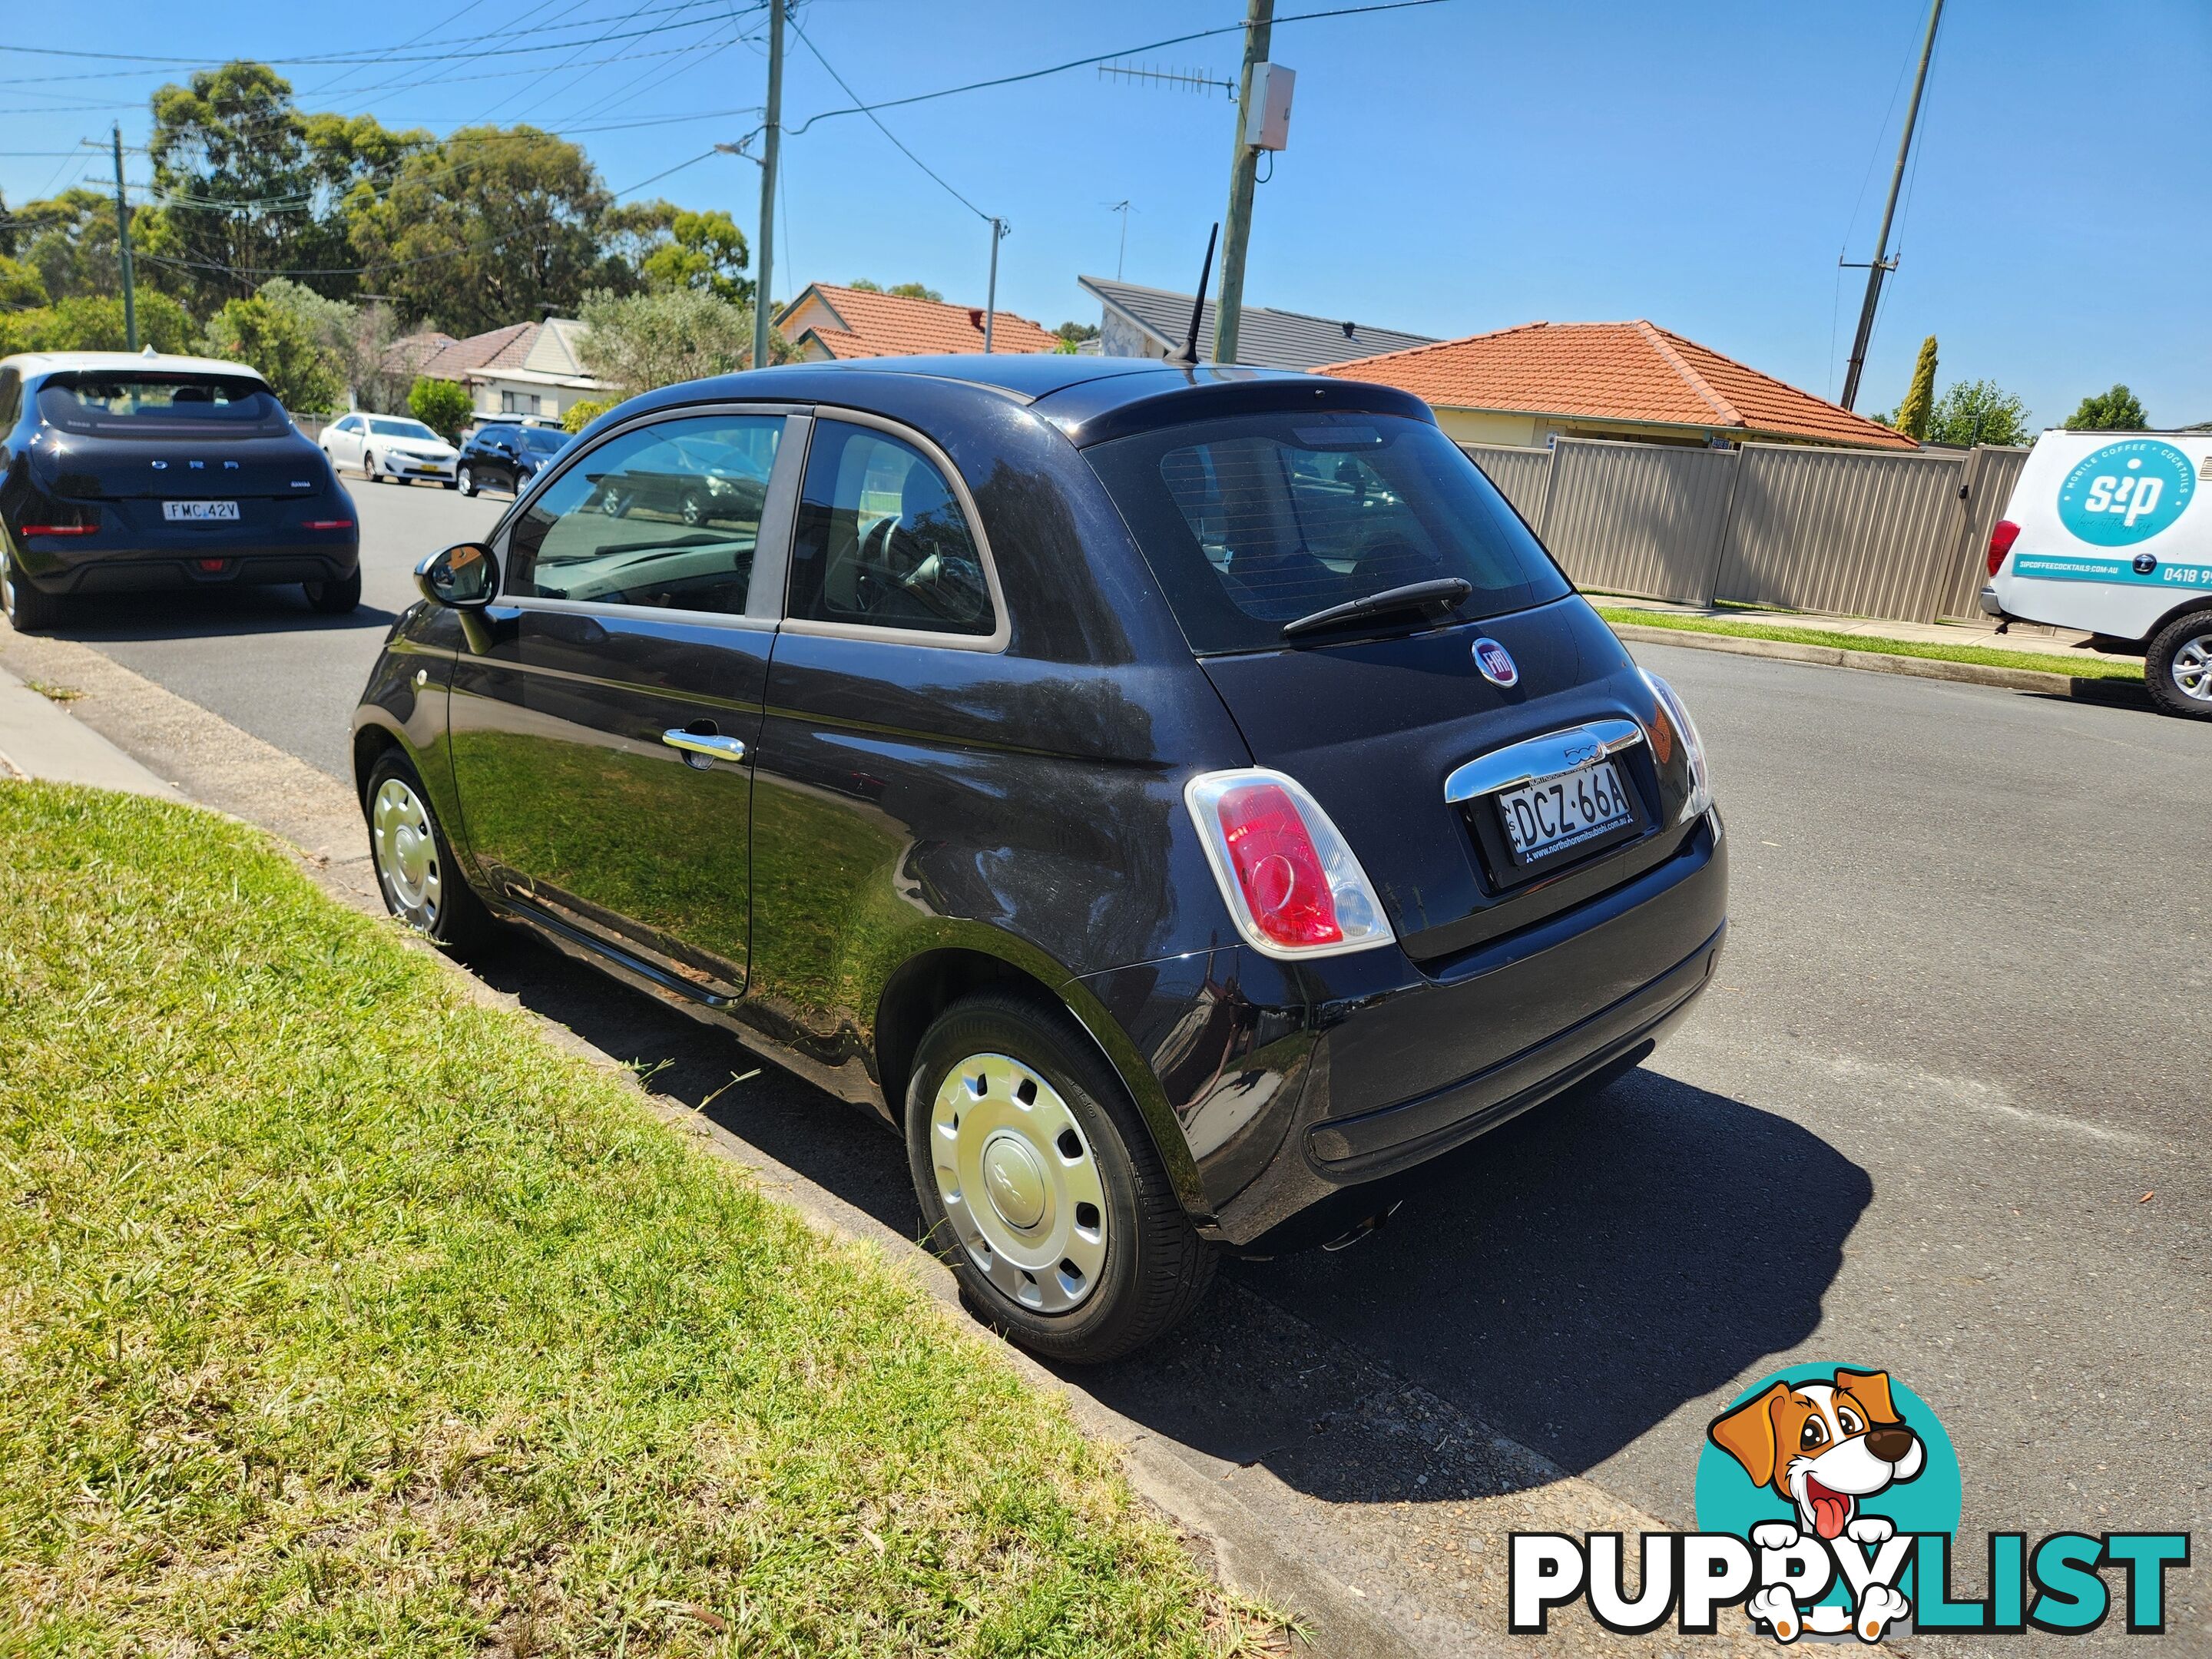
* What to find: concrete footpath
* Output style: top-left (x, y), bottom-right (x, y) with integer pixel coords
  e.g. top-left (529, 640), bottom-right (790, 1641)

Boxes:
top-left (0, 618), bottom-right (1793, 1658)
top-left (0, 664), bottom-right (182, 799)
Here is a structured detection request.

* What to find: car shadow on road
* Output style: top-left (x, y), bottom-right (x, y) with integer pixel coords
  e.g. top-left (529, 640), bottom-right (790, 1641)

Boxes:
top-left (462, 929), bottom-right (1867, 1515)
top-left (47, 588), bottom-right (404, 642)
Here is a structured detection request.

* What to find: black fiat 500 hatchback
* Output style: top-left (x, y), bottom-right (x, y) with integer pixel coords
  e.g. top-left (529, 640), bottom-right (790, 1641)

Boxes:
top-left (0, 352), bottom-right (359, 631)
top-left (353, 355), bottom-right (1726, 1362)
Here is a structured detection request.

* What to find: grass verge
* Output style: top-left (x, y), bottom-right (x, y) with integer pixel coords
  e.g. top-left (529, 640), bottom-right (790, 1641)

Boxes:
top-left (0, 781), bottom-right (1282, 1657)
top-left (1592, 605), bottom-right (2143, 682)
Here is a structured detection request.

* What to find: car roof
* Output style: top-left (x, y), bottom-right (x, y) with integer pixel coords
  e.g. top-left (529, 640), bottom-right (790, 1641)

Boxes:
top-left (620, 354), bottom-right (1436, 448)
top-left (1, 349), bottom-right (268, 382)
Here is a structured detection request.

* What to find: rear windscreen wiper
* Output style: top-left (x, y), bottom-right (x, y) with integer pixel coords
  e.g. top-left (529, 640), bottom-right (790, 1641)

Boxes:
top-left (1280, 577), bottom-right (1472, 641)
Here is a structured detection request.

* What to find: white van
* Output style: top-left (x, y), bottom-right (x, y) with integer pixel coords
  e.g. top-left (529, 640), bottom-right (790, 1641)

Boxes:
top-left (1982, 429), bottom-right (2212, 717)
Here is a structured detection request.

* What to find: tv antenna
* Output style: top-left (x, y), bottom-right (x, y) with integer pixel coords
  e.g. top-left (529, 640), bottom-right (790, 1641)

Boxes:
top-left (1103, 200), bottom-right (1134, 280)
top-left (1098, 61), bottom-right (1237, 98)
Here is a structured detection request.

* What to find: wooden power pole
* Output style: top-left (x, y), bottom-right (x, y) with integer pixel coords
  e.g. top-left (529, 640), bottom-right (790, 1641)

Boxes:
top-left (752, 0), bottom-right (784, 371)
top-left (1212, 0), bottom-right (1273, 365)
top-left (1839, 0), bottom-right (1944, 412)
top-left (111, 124), bottom-right (137, 352)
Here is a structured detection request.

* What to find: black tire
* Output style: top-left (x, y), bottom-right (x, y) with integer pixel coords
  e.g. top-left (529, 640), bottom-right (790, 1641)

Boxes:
top-left (456, 465), bottom-right (477, 498)
top-left (906, 990), bottom-right (1214, 1363)
top-left (2144, 608), bottom-right (2212, 720)
top-left (363, 750), bottom-right (494, 951)
top-left (304, 567), bottom-right (362, 614)
top-left (1, 549), bottom-right (66, 633)
top-left (364, 452), bottom-right (384, 482)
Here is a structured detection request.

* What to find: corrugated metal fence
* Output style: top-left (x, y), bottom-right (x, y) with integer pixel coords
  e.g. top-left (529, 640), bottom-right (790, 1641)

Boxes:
top-left (1462, 435), bottom-right (2029, 624)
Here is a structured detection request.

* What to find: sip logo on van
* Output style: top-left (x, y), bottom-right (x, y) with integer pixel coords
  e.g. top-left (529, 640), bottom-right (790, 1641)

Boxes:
top-left (2057, 440), bottom-right (2194, 547)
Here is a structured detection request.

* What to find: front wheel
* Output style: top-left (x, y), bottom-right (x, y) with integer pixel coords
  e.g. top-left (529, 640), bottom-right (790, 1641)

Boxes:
top-left (456, 465), bottom-right (477, 497)
top-left (363, 451), bottom-right (385, 482)
top-left (364, 752), bottom-right (492, 950)
top-left (2145, 609), bottom-right (2212, 720)
top-left (906, 991), bottom-right (1214, 1364)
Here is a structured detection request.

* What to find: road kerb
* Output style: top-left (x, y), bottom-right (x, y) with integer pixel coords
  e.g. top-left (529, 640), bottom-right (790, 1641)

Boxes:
top-left (1608, 621), bottom-right (2144, 701)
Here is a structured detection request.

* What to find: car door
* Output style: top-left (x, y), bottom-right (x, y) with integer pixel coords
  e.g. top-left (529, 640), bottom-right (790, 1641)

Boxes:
top-left (448, 407), bottom-right (803, 1002)
top-left (326, 416), bottom-right (361, 469)
top-left (486, 432), bottom-right (522, 492)
top-left (747, 413), bottom-right (1012, 1074)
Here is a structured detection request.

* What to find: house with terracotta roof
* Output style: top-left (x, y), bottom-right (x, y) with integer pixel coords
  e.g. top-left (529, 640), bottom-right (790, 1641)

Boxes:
top-left (387, 316), bottom-right (614, 422)
top-left (777, 283), bottom-right (1058, 361)
top-left (1320, 320), bottom-right (1913, 452)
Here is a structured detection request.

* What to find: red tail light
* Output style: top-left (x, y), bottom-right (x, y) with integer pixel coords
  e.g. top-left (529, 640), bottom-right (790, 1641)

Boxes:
top-left (21, 523), bottom-right (99, 536)
top-left (1186, 769), bottom-right (1393, 959)
top-left (1218, 782), bottom-right (1342, 947)
top-left (1986, 519), bottom-right (2021, 576)
top-left (303, 518), bottom-right (353, 531)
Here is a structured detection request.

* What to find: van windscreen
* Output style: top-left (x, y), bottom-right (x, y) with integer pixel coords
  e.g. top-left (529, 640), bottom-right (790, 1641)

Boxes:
top-left (1085, 411), bottom-right (1569, 654)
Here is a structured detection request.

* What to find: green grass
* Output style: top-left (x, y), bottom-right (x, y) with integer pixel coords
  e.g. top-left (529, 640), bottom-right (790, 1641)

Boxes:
top-left (0, 782), bottom-right (1283, 1657)
top-left (1592, 605), bottom-right (2144, 682)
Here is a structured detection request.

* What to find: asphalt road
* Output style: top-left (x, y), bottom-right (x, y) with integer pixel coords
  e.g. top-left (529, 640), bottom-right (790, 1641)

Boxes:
top-left (27, 485), bottom-right (2211, 1648)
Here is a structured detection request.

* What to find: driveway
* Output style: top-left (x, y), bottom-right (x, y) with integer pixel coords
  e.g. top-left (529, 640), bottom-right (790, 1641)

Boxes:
top-left (12, 483), bottom-right (2207, 1652)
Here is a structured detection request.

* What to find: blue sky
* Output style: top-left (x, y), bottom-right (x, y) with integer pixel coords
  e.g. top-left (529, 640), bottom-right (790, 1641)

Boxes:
top-left (5, 0), bottom-right (2207, 427)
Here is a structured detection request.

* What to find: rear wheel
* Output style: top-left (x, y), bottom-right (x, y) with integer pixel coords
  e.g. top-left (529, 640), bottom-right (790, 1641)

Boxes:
top-left (2145, 609), bottom-right (2212, 720)
top-left (364, 752), bottom-right (492, 950)
top-left (304, 568), bottom-right (362, 615)
top-left (0, 548), bottom-right (65, 633)
top-left (906, 991), bottom-right (1214, 1363)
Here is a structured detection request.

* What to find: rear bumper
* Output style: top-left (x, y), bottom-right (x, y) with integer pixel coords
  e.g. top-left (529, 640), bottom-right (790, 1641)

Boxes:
top-left (1081, 809), bottom-right (1728, 1248)
top-left (15, 542), bottom-right (359, 594)
top-left (1979, 584), bottom-right (2006, 618)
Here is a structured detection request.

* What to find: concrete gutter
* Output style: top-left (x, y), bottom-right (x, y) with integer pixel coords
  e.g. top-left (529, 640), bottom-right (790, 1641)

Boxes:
top-left (1609, 621), bottom-right (2148, 703)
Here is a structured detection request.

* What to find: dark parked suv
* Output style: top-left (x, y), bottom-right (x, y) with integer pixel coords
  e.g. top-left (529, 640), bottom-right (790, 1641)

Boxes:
top-left (455, 422), bottom-right (572, 497)
top-left (353, 355), bottom-right (1727, 1362)
top-left (0, 351), bottom-right (360, 631)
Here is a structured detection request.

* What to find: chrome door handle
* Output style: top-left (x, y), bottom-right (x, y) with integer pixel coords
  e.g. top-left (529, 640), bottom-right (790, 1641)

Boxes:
top-left (661, 728), bottom-right (747, 767)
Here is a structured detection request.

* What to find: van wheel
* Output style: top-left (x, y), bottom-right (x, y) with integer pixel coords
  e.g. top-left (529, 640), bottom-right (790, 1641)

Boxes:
top-left (1, 549), bottom-right (65, 633)
top-left (906, 991), bottom-right (1214, 1363)
top-left (2145, 609), bottom-right (2212, 720)
top-left (365, 751), bottom-right (493, 951)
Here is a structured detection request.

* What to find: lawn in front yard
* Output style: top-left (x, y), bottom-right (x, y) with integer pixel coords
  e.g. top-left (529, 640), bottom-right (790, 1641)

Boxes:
top-left (0, 781), bottom-right (1277, 1656)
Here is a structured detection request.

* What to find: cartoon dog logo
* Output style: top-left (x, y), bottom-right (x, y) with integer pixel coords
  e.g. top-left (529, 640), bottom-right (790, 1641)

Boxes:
top-left (1709, 1368), bottom-right (1926, 1641)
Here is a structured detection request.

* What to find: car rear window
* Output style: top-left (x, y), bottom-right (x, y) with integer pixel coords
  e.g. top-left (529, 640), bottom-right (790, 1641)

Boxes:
top-left (1085, 411), bottom-right (1569, 654)
top-left (36, 373), bottom-right (290, 436)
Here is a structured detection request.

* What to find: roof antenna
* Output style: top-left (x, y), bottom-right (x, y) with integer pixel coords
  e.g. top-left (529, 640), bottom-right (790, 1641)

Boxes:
top-left (1172, 222), bottom-right (1219, 367)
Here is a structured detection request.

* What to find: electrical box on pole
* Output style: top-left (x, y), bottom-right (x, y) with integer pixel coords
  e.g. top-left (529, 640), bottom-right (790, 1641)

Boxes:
top-left (1242, 64), bottom-right (1295, 151)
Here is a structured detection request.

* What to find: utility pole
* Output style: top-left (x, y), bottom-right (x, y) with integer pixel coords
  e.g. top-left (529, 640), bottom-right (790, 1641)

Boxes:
top-left (1839, 0), bottom-right (1943, 412)
top-left (110, 124), bottom-right (137, 352)
top-left (752, 0), bottom-right (783, 371)
top-left (1213, 0), bottom-right (1273, 365)
top-left (982, 217), bottom-right (1008, 353)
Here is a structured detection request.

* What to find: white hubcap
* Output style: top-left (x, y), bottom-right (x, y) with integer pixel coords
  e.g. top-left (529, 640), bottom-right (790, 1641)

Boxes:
top-left (371, 777), bottom-right (444, 922)
top-left (2172, 636), bottom-right (2212, 704)
top-left (932, 1053), bottom-right (1108, 1313)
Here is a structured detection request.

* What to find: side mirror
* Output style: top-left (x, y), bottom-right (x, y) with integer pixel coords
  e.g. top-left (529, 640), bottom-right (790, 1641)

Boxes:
top-left (416, 541), bottom-right (498, 609)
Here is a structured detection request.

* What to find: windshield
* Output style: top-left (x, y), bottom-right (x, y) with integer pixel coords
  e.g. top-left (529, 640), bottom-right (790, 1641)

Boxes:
top-left (368, 417), bottom-right (441, 441)
top-left (37, 373), bottom-right (290, 436)
top-left (1086, 410), bottom-right (1570, 654)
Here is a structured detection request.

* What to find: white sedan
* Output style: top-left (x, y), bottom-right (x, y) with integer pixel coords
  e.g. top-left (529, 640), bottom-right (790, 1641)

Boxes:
top-left (322, 412), bottom-right (460, 486)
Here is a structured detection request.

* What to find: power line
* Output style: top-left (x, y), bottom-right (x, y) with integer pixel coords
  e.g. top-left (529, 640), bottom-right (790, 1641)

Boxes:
top-left (785, 13), bottom-right (990, 224)
top-left (783, 0), bottom-right (1453, 137)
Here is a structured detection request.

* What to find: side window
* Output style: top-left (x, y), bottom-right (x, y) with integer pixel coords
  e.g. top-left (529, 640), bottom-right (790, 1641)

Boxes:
top-left (786, 420), bottom-right (994, 637)
top-left (502, 414), bottom-right (783, 616)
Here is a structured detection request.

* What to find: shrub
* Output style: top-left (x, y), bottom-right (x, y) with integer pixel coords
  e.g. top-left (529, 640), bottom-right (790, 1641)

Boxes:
top-left (561, 397), bottom-right (614, 433)
top-left (407, 376), bottom-right (475, 442)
